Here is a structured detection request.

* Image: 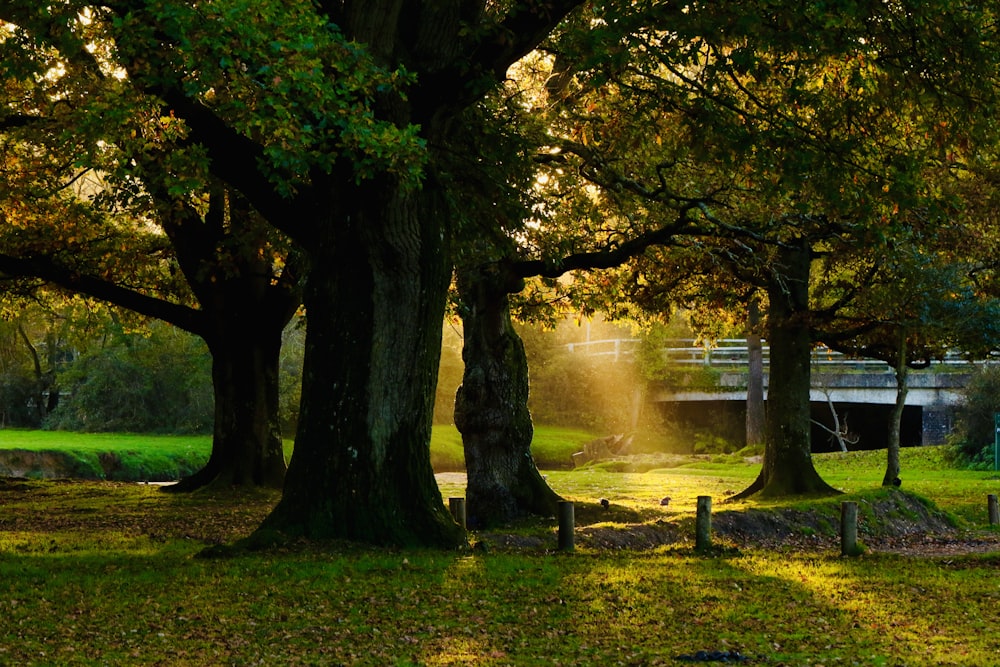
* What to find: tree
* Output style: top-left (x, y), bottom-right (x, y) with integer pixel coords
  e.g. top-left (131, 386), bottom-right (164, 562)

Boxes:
top-left (820, 242), bottom-right (1000, 485)
top-left (0, 154), bottom-right (300, 489)
top-left (453, 264), bottom-right (562, 528)
top-left (1, 9), bottom-right (316, 490)
top-left (2, 0), bottom-right (583, 547)
top-left (449, 0), bottom-right (1000, 512)
top-left (48, 319), bottom-right (214, 434)
top-left (538, 2), bottom-right (1000, 499)
top-left (0, 302), bottom-right (79, 427)
top-left (745, 295), bottom-right (766, 450)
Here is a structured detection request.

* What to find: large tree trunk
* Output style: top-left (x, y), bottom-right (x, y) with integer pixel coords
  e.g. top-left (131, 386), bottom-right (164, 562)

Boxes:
top-left (745, 295), bottom-right (766, 450)
top-left (259, 177), bottom-right (465, 548)
top-left (241, 0), bottom-right (580, 548)
top-left (454, 265), bottom-right (562, 528)
top-left (734, 240), bottom-right (839, 499)
top-left (884, 335), bottom-right (908, 487)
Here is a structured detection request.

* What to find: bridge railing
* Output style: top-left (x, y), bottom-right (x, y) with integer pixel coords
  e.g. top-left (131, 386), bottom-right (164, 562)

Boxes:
top-left (565, 338), bottom-right (983, 369)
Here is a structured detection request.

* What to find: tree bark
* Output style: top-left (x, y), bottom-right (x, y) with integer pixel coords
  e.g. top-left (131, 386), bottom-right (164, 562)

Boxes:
top-left (454, 264), bottom-right (562, 528)
top-left (745, 295), bottom-right (766, 450)
top-left (734, 240), bottom-right (839, 499)
top-left (160, 190), bottom-right (296, 492)
top-left (883, 335), bottom-right (908, 486)
top-left (259, 177), bottom-right (466, 548)
top-left (215, 0), bottom-right (580, 547)
top-left (168, 328), bottom-right (287, 492)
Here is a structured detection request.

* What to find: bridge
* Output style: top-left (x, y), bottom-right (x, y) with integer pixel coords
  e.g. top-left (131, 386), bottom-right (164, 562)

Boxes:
top-left (566, 339), bottom-right (980, 448)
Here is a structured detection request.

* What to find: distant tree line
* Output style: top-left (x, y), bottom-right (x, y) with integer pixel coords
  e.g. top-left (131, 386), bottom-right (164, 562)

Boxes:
top-left (0, 306), bottom-right (304, 436)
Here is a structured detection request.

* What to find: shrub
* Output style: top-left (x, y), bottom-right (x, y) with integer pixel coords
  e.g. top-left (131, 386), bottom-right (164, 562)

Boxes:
top-left (0, 372), bottom-right (42, 427)
top-left (948, 365), bottom-right (1000, 468)
top-left (46, 324), bottom-right (213, 434)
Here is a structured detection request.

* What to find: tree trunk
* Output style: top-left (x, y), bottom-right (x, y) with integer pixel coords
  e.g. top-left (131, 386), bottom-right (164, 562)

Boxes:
top-left (167, 330), bottom-right (287, 492)
top-left (734, 240), bottom-right (839, 499)
top-left (745, 295), bottom-right (766, 450)
top-left (454, 265), bottom-right (562, 528)
top-left (259, 177), bottom-right (466, 548)
top-left (163, 193), bottom-right (296, 492)
top-left (17, 323), bottom-right (56, 424)
top-left (883, 335), bottom-right (908, 487)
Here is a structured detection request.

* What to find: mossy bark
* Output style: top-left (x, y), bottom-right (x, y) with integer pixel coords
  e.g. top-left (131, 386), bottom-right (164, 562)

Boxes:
top-left (745, 296), bottom-right (766, 450)
top-left (259, 177), bottom-right (466, 548)
top-left (169, 332), bottom-right (287, 492)
top-left (454, 265), bottom-right (562, 528)
top-left (161, 190), bottom-right (295, 493)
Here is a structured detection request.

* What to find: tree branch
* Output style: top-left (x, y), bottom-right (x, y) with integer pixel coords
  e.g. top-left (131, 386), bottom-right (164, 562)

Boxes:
top-left (510, 205), bottom-right (708, 280)
top-left (0, 253), bottom-right (206, 336)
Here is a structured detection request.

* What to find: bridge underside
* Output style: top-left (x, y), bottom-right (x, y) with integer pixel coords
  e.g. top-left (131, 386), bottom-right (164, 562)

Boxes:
top-left (656, 399), bottom-right (952, 453)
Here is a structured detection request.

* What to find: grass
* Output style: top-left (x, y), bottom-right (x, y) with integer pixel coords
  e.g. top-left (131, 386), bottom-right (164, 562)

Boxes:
top-left (2, 437), bottom-right (1000, 664)
top-left (430, 425), bottom-right (597, 471)
top-left (0, 431), bottom-right (212, 482)
top-left (0, 425), bottom-right (597, 479)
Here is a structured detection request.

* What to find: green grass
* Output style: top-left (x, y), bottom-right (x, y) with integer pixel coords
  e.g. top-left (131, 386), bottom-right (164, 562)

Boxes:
top-left (0, 430), bottom-right (212, 482)
top-left (431, 424), bottom-right (597, 471)
top-left (0, 426), bottom-right (596, 479)
top-left (1, 444), bottom-right (999, 665)
top-left (0, 429), bottom-right (213, 454)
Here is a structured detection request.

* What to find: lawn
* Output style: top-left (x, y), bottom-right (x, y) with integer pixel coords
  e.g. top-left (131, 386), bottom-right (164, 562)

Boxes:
top-left (0, 425), bottom-right (595, 480)
top-left (1, 442), bottom-right (999, 665)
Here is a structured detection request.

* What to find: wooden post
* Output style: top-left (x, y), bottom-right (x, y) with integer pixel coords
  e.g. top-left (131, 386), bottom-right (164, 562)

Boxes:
top-left (448, 497), bottom-right (466, 530)
top-left (989, 494), bottom-right (999, 526)
top-left (841, 501), bottom-right (859, 557)
top-left (695, 495), bottom-right (712, 551)
top-left (558, 501), bottom-right (575, 552)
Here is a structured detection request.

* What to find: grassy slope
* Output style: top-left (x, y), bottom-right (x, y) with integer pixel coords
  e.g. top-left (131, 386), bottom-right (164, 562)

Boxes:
top-left (0, 446), bottom-right (999, 665)
top-left (0, 431), bottom-right (213, 482)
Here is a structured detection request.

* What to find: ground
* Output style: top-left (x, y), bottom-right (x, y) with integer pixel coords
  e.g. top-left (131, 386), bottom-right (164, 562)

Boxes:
top-left (2, 473), bottom-right (997, 559)
top-left (473, 484), bottom-right (1000, 557)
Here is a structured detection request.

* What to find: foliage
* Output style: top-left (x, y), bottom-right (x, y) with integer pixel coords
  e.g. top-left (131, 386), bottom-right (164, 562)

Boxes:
top-left (0, 373), bottom-right (36, 427)
top-left (516, 317), bottom-right (644, 433)
top-left (948, 365), bottom-right (1000, 468)
top-left (45, 323), bottom-right (213, 434)
top-left (817, 231), bottom-right (1000, 368)
top-left (433, 324), bottom-right (465, 426)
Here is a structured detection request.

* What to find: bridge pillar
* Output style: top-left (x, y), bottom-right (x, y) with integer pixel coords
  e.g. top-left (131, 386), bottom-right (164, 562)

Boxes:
top-left (921, 405), bottom-right (954, 445)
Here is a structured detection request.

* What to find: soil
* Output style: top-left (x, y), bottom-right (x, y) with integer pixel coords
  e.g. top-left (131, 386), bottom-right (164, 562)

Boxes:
top-left (0, 449), bottom-right (82, 479)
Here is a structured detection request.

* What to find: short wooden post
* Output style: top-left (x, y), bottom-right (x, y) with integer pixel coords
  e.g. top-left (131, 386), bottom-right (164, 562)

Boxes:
top-left (989, 494), bottom-right (999, 526)
top-left (841, 501), bottom-right (859, 557)
top-left (695, 495), bottom-right (712, 551)
top-left (558, 501), bottom-right (575, 552)
top-left (449, 497), bottom-right (466, 530)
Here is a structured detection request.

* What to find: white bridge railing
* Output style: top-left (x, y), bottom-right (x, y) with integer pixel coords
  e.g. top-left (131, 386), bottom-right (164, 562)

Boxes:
top-left (564, 338), bottom-right (981, 370)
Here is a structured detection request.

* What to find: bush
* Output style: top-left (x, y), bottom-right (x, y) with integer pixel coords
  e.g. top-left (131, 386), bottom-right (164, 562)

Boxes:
top-left (278, 321), bottom-right (305, 434)
top-left (46, 324), bottom-right (213, 434)
top-left (948, 365), bottom-right (1000, 468)
top-left (0, 372), bottom-right (42, 428)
